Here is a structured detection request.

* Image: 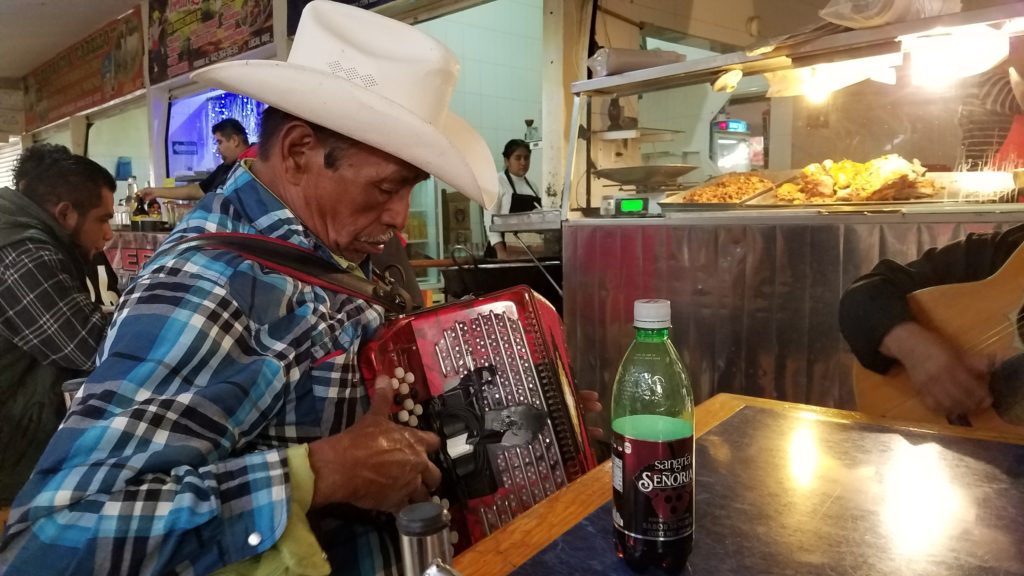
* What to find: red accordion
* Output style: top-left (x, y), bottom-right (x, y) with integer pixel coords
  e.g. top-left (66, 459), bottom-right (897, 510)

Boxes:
top-left (360, 286), bottom-right (596, 551)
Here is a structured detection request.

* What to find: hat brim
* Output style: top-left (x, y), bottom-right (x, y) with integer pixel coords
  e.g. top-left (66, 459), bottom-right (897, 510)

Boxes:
top-left (192, 60), bottom-right (498, 210)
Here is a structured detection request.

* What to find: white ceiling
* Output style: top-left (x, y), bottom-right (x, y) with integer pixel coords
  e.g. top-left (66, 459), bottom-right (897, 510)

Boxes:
top-left (0, 0), bottom-right (139, 78)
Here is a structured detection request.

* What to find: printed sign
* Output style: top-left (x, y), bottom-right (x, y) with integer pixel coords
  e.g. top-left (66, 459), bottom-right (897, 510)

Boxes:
top-left (149, 0), bottom-right (274, 85)
top-left (105, 232), bottom-right (166, 289)
top-left (24, 6), bottom-right (145, 131)
top-left (172, 140), bottom-right (199, 155)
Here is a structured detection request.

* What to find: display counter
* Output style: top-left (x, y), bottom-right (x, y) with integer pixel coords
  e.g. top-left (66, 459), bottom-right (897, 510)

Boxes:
top-left (562, 207), bottom-right (1024, 432)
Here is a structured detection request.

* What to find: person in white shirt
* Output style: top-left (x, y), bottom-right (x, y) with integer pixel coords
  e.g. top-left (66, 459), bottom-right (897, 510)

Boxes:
top-left (484, 139), bottom-right (542, 259)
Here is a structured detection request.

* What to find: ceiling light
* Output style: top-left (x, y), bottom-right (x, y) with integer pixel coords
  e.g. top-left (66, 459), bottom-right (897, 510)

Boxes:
top-left (900, 25), bottom-right (1009, 88)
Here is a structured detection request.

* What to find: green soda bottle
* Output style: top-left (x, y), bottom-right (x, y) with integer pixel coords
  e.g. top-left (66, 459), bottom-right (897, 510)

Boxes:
top-left (612, 299), bottom-right (695, 573)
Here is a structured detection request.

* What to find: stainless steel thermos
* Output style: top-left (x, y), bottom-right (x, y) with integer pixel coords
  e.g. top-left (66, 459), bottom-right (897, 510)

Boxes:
top-left (397, 502), bottom-right (453, 576)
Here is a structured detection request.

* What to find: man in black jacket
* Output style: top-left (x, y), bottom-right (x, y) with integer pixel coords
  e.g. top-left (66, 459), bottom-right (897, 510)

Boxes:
top-left (0, 143), bottom-right (116, 504)
top-left (839, 225), bottom-right (1024, 419)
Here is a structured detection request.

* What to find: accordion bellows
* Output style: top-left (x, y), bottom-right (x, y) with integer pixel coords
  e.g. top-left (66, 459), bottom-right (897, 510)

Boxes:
top-left (360, 286), bottom-right (596, 551)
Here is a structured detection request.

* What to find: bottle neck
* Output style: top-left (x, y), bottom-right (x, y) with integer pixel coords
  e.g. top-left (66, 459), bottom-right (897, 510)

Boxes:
top-left (634, 326), bottom-right (669, 342)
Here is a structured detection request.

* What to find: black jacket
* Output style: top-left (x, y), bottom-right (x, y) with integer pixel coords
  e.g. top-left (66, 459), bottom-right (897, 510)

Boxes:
top-left (0, 187), bottom-right (107, 504)
top-left (839, 224), bottom-right (1024, 374)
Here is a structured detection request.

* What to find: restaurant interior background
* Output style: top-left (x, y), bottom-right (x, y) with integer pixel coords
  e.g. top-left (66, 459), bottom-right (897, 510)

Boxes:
top-left (0, 0), bottom-right (850, 258)
top-left (2, 0), bottom-right (1024, 413)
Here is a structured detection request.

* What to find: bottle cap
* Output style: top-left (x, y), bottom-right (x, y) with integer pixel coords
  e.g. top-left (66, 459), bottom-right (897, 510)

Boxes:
top-left (396, 501), bottom-right (449, 537)
top-left (634, 299), bottom-right (671, 329)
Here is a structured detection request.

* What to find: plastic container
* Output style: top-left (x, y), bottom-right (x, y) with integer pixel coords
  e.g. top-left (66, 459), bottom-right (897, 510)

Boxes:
top-left (586, 48), bottom-right (685, 78)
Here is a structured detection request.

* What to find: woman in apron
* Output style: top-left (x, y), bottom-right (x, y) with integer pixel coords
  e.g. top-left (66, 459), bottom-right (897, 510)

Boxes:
top-left (484, 139), bottom-right (542, 259)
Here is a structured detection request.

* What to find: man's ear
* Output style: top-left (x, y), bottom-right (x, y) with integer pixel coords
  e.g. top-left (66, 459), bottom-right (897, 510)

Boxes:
top-left (52, 201), bottom-right (79, 231)
top-left (276, 122), bottom-right (319, 186)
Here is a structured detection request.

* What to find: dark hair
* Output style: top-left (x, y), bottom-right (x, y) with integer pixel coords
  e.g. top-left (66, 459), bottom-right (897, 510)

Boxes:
top-left (13, 144), bottom-right (115, 213)
top-left (258, 107), bottom-right (353, 169)
top-left (502, 139), bottom-right (531, 159)
top-left (212, 118), bottom-right (250, 145)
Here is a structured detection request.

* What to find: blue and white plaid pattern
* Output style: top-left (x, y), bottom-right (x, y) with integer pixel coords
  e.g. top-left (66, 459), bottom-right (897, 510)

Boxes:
top-left (0, 164), bottom-right (397, 575)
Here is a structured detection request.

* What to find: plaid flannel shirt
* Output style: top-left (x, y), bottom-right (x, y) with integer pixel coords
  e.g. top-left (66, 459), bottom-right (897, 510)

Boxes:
top-left (0, 238), bottom-right (107, 373)
top-left (0, 164), bottom-right (401, 575)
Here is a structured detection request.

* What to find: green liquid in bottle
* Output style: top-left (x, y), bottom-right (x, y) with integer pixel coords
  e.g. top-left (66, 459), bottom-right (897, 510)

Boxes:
top-left (612, 414), bottom-right (693, 442)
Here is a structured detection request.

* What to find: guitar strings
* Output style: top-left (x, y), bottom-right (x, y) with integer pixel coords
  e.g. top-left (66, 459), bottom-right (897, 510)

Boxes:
top-left (961, 314), bottom-right (1024, 356)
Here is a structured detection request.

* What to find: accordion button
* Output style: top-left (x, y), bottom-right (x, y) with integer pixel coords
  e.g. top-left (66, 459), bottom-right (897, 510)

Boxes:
top-left (408, 415), bottom-right (419, 427)
top-left (403, 373), bottom-right (415, 384)
top-left (450, 530), bottom-right (459, 544)
top-left (402, 398), bottom-right (415, 411)
top-left (394, 367), bottom-right (406, 379)
top-left (399, 383), bottom-right (410, 395)
top-left (398, 410), bottom-right (410, 422)
top-left (247, 532), bottom-right (262, 546)
top-left (390, 378), bottom-right (400, 390)
top-left (412, 404), bottom-right (423, 416)
top-left (432, 496), bottom-right (441, 504)
top-left (440, 498), bottom-right (450, 510)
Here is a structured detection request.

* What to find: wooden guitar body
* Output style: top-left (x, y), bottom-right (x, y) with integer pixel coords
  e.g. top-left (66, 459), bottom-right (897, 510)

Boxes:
top-left (853, 245), bottom-right (1024, 437)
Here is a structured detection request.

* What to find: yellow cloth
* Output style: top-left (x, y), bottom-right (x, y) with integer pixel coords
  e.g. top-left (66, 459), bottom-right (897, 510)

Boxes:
top-left (213, 445), bottom-right (330, 576)
top-left (329, 253), bottom-right (366, 279)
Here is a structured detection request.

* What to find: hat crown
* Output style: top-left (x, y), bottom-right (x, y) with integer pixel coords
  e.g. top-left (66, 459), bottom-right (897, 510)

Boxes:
top-left (190, 0), bottom-right (499, 210)
top-left (289, 1), bottom-right (457, 127)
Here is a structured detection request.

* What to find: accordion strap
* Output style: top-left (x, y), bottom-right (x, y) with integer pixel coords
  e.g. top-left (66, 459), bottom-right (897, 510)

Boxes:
top-left (170, 232), bottom-right (414, 315)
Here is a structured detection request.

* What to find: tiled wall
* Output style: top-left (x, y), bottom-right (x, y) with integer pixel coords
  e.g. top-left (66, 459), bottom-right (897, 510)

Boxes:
top-left (416, 0), bottom-right (544, 184)
top-left (87, 105), bottom-right (152, 195)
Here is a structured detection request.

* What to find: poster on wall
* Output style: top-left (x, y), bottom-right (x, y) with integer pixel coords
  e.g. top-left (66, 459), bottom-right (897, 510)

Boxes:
top-left (149, 0), bottom-right (274, 85)
top-left (287, 0), bottom-right (399, 36)
top-left (24, 6), bottom-right (144, 132)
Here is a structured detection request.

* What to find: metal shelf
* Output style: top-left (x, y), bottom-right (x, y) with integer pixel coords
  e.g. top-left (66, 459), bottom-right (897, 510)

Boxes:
top-left (489, 220), bottom-right (561, 233)
top-left (570, 4), bottom-right (1024, 98)
top-left (490, 210), bottom-right (563, 233)
top-left (592, 128), bottom-right (681, 142)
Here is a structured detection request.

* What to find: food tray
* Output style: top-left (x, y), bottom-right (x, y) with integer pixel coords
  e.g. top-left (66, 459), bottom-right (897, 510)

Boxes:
top-left (658, 170), bottom-right (798, 212)
top-left (742, 171), bottom-right (1016, 208)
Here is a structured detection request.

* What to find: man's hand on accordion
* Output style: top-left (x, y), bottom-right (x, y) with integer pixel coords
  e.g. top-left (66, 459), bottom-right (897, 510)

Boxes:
top-left (307, 375), bottom-right (443, 513)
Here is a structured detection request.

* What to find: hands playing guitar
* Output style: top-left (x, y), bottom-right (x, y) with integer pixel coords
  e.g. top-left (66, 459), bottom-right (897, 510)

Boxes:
top-left (880, 321), bottom-right (994, 418)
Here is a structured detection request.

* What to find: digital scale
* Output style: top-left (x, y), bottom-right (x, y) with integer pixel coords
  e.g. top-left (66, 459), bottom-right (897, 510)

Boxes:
top-left (593, 164), bottom-right (696, 217)
top-left (600, 192), bottom-right (667, 217)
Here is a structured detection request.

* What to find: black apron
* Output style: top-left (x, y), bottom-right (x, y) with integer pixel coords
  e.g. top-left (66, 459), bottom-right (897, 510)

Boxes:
top-left (484, 170), bottom-right (541, 258)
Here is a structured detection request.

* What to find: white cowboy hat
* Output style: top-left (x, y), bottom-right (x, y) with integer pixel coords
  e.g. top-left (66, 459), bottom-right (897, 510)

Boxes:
top-left (192, 0), bottom-right (498, 209)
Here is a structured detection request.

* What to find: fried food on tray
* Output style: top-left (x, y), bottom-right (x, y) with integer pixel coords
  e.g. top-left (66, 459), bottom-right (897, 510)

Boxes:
top-left (778, 154), bottom-right (934, 204)
top-left (800, 163), bottom-right (835, 198)
top-left (666, 173), bottom-right (773, 204)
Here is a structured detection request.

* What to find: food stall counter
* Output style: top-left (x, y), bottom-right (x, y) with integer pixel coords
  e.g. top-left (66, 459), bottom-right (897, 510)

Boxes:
top-left (562, 207), bottom-right (1024, 437)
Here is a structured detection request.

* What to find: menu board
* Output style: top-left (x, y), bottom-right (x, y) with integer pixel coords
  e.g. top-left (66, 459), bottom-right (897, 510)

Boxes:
top-left (24, 6), bottom-right (145, 131)
top-left (149, 0), bottom-right (274, 85)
